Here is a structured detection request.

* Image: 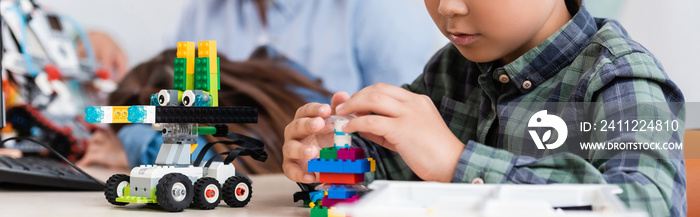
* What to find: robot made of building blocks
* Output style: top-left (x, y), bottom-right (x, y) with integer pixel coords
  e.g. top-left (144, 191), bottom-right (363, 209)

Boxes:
top-left (85, 41), bottom-right (267, 212)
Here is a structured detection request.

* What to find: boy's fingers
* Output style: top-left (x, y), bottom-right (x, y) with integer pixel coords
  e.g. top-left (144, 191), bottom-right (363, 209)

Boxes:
top-left (331, 92), bottom-right (350, 114)
top-left (343, 115), bottom-right (393, 137)
top-left (283, 140), bottom-right (320, 160)
top-left (294, 103), bottom-right (331, 119)
top-left (285, 117), bottom-right (325, 140)
top-left (358, 83), bottom-right (412, 102)
top-left (283, 160), bottom-right (317, 183)
top-left (336, 93), bottom-right (404, 117)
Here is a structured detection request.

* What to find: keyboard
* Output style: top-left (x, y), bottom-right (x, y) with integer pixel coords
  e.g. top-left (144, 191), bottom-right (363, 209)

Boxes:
top-left (0, 155), bottom-right (104, 190)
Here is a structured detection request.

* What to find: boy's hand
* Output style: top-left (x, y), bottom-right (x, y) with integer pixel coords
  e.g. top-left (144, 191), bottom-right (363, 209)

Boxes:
top-left (283, 92), bottom-right (350, 183)
top-left (336, 83), bottom-right (465, 182)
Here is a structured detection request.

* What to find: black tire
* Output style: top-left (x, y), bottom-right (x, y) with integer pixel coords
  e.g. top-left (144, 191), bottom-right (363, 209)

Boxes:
top-left (155, 173), bottom-right (193, 212)
top-left (104, 174), bottom-right (130, 206)
top-left (222, 176), bottom-right (252, 207)
top-left (193, 177), bottom-right (221, 210)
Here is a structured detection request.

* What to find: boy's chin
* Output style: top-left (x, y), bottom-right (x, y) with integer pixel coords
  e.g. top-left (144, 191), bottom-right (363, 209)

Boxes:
top-left (454, 46), bottom-right (502, 63)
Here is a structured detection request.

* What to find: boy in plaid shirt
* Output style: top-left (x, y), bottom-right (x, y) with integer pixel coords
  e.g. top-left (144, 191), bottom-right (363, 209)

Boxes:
top-left (282, 0), bottom-right (685, 216)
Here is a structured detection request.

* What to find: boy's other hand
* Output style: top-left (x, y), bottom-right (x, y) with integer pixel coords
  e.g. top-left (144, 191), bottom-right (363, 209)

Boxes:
top-left (282, 92), bottom-right (350, 183)
top-left (76, 128), bottom-right (128, 170)
top-left (77, 31), bottom-right (128, 81)
top-left (337, 83), bottom-right (465, 182)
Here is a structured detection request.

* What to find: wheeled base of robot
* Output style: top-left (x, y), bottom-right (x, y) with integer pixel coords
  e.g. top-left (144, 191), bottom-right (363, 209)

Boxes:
top-left (104, 162), bottom-right (252, 212)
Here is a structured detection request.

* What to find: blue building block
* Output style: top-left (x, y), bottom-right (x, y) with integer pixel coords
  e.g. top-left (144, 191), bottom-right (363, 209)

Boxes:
top-left (84, 106), bottom-right (104, 123)
top-left (308, 159), bottom-right (344, 173)
top-left (309, 190), bottom-right (325, 203)
top-left (127, 106), bottom-right (147, 123)
top-left (342, 159), bottom-right (370, 173)
top-left (307, 159), bottom-right (371, 174)
top-left (327, 185), bottom-right (357, 199)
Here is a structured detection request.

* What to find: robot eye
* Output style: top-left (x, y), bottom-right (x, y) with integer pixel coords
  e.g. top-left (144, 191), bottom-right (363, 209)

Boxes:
top-left (157, 90), bottom-right (171, 106)
top-left (182, 90), bottom-right (195, 107)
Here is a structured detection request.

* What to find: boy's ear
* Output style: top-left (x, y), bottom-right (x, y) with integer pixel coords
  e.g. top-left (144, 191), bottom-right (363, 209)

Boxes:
top-left (564, 0), bottom-right (582, 16)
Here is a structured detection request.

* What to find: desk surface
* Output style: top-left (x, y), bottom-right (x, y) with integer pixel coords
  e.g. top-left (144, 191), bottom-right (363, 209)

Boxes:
top-left (0, 169), bottom-right (308, 217)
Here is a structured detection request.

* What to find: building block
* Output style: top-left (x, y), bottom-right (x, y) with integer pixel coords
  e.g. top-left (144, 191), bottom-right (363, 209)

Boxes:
top-left (309, 190), bottom-right (325, 203)
top-left (322, 195), bottom-right (359, 207)
top-left (327, 185), bottom-right (357, 199)
top-left (337, 147), bottom-right (365, 160)
top-left (175, 41), bottom-right (195, 90)
top-left (208, 57), bottom-right (220, 106)
top-left (320, 147), bottom-right (337, 160)
top-left (173, 58), bottom-right (187, 90)
top-left (307, 159), bottom-right (371, 174)
top-left (319, 173), bottom-right (363, 184)
top-left (197, 41), bottom-right (217, 58)
top-left (310, 205), bottom-right (328, 217)
top-left (308, 159), bottom-right (344, 173)
top-left (333, 129), bottom-right (351, 149)
top-left (328, 207), bottom-right (346, 217)
top-left (194, 58), bottom-right (211, 90)
top-left (368, 158), bottom-right (376, 172)
top-left (111, 106), bottom-right (130, 123)
top-left (342, 159), bottom-right (370, 173)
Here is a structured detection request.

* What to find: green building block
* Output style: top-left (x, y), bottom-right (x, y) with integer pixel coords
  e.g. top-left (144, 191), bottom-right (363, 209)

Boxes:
top-left (115, 196), bottom-right (156, 204)
top-left (310, 205), bottom-right (328, 217)
top-left (173, 58), bottom-right (187, 90)
top-left (194, 57), bottom-right (210, 90)
top-left (320, 147), bottom-right (337, 160)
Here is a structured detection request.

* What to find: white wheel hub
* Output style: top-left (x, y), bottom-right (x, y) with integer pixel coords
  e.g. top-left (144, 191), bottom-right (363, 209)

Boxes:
top-left (234, 183), bottom-right (249, 201)
top-left (172, 182), bottom-right (187, 202)
top-left (204, 184), bottom-right (220, 203)
top-left (116, 181), bottom-right (128, 197)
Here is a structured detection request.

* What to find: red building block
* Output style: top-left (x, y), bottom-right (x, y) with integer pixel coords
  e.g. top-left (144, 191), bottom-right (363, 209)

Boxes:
top-left (337, 147), bottom-right (365, 160)
top-left (319, 173), bottom-right (364, 184)
top-left (322, 195), bottom-right (359, 207)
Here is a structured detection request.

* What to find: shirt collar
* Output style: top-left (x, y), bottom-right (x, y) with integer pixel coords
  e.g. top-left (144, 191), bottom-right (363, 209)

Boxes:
top-left (480, 6), bottom-right (598, 93)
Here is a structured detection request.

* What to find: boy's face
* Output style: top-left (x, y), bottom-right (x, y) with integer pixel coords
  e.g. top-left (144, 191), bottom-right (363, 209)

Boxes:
top-left (425, 0), bottom-right (564, 63)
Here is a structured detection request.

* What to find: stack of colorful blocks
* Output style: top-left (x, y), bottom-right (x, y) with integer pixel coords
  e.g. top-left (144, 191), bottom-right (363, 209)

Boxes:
top-left (307, 117), bottom-right (376, 217)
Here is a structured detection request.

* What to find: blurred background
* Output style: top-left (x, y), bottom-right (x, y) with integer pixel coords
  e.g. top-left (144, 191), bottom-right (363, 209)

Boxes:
top-left (35, 0), bottom-right (700, 127)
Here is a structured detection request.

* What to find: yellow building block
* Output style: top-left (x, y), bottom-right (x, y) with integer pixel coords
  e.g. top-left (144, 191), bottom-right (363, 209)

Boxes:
top-left (328, 207), bottom-right (346, 217)
top-left (368, 158), bottom-right (376, 172)
top-left (197, 41), bottom-right (217, 58)
top-left (111, 106), bottom-right (131, 123)
top-left (190, 144), bottom-right (198, 153)
top-left (176, 42), bottom-right (196, 90)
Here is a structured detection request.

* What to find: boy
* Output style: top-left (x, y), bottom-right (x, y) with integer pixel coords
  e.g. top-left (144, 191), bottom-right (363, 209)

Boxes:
top-left (283, 0), bottom-right (686, 216)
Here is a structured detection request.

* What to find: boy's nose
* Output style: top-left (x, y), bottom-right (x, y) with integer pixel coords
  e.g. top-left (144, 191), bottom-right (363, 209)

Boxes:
top-left (438, 0), bottom-right (469, 17)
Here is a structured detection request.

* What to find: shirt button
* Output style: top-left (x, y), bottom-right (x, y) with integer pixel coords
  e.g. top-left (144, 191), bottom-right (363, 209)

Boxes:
top-left (471, 177), bottom-right (484, 184)
top-left (498, 74), bottom-right (510, 84)
top-left (522, 80), bottom-right (532, 89)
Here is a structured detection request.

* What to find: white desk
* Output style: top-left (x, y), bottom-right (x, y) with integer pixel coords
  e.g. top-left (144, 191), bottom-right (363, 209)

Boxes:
top-left (0, 171), bottom-right (309, 217)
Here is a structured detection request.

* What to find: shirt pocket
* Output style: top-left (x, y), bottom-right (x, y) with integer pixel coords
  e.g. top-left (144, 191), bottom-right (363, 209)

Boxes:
top-left (438, 96), bottom-right (479, 142)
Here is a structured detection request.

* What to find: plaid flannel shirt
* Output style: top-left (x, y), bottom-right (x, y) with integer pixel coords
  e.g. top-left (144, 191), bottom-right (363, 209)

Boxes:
top-left (353, 7), bottom-right (686, 217)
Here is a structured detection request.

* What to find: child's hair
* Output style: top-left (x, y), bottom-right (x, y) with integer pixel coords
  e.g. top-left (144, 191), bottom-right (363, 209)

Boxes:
top-left (564, 0), bottom-right (582, 15)
top-left (108, 49), bottom-right (331, 174)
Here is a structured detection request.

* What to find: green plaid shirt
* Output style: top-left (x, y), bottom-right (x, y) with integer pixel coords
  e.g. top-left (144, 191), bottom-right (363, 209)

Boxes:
top-left (354, 7), bottom-right (686, 217)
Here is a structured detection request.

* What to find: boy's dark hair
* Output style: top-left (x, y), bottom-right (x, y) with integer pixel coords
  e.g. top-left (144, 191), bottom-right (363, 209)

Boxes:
top-left (564, 0), bottom-right (582, 15)
top-left (109, 49), bottom-right (331, 174)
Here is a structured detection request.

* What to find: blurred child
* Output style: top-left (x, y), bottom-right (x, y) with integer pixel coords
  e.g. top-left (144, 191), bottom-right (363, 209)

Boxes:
top-left (282, 0), bottom-right (685, 216)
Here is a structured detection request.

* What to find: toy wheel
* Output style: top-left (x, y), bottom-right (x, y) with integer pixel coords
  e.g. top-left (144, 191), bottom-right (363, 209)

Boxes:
top-left (155, 173), bottom-right (193, 212)
top-left (105, 174), bottom-right (130, 206)
top-left (222, 176), bottom-right (252, 207)
top-left (193, 177), bottom-right (221, 209)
